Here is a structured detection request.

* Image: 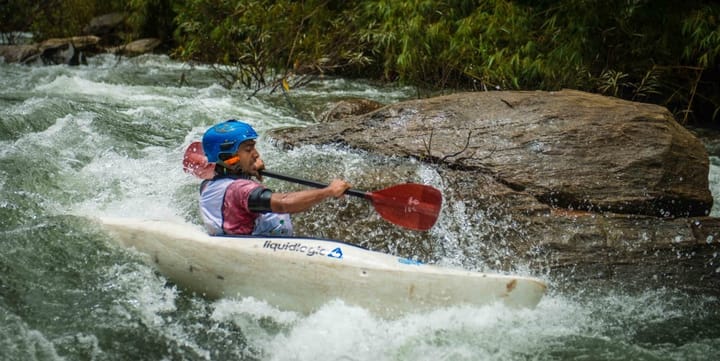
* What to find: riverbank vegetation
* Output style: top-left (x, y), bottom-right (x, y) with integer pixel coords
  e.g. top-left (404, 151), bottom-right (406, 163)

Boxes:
top-left (4, 0), bottom-right (719, 124)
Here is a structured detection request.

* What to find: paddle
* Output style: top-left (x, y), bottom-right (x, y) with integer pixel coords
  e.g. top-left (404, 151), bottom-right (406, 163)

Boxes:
top-left (182, 141), bottom-right (442, 231)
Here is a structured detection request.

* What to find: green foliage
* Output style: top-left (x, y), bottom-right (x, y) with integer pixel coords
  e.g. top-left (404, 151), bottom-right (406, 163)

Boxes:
top-left (4, 0), bottom-right (719, 123)
top-left (356, 0), bottom-right (604, 91)
top-left (682, 6), bottom-right (720, 68)
top-left (127, 0), bottom-right (177, 42)
top-left (29, 0), bottom-right (100, 39)
top-left (680, 5), bottom-right (720, 122)
top-left (174, 0), bottom-right (370, 90)
top-left (6, 0), bottom-right (166, 44)
top-left (0, 0), bottom-right (34, 43)
top-left (173, 0), bottom-right (720, 123)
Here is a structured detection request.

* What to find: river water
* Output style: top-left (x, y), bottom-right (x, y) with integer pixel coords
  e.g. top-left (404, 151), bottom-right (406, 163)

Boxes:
top-left (1, 54), bottom-right (718, 361)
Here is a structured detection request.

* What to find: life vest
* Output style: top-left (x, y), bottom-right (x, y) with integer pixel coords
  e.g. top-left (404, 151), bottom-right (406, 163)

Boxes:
top-left (199, 176), bottom-right (293, 236)
top-left (199, 178), bottom-right (236, 235)
top-left (253, 213), bottom-right (293, 236)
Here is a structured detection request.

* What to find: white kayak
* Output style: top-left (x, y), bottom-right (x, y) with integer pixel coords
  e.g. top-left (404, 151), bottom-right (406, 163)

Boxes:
top-left (98, 217), bottom-right (547, 317)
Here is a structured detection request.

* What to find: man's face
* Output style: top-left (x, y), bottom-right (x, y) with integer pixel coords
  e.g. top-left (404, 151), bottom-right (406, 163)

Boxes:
top-left (234, 140), bottom-right (259, 173)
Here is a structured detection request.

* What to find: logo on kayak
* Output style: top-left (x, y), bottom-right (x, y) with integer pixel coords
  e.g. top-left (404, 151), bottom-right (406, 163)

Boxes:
top-left (328, 247), bottom-right (343, 259)
top-left (262, 240), bottom-right (343, 260)
top-left (398, 257), bottom-right (423, 265)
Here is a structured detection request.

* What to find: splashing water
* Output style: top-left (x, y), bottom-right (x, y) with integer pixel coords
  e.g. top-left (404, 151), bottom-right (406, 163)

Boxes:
top-left (1, 55), bottom-right (718, 360)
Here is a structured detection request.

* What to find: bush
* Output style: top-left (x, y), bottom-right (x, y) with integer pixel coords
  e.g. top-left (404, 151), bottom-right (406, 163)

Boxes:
top-left (5, 0), bottom-right (718, 123)
top-left (173, 0), bottom-right (370, 90)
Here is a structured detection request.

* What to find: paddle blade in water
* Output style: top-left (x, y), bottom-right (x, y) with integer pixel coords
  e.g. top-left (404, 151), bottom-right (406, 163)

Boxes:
top-left (368, 184), bottom-right (442, 231)
top-left (182, 141), bottom-right (215, 179)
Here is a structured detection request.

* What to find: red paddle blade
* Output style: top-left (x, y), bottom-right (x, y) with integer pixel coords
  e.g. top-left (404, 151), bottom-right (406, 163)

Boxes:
top-left (182, 141), bottom-right (215, 179)
top-left (368, 183), bottom-right (442, 231)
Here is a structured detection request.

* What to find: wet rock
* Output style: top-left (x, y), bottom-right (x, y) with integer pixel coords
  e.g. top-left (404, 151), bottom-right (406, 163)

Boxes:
top-left (1, 36), bottom-right (100, 65)
top-left (38, 43), bottom-right (84, 65)
top-left (272, 90), bottom-right (711, 217)
top-left (318, 98), bottom-right (384, 122)
top-left (0, 44), bottom-right (39, 63)
top-left (1, 33), bottom-right (164, 64)
top-left (107, 38), bottom-right (163, 56)
top-left (39, 35), bottom-right (101, 50)
top-left (269, 89), bottom-right (720, 295)
top-left (26, 36), bottom-right (100, 65)
top-left (123, 38), bottom-right (162, 54)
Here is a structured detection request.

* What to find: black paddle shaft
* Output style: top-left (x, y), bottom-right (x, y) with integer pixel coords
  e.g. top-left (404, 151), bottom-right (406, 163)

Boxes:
top-left (261, 170), bottom-right (368, 199)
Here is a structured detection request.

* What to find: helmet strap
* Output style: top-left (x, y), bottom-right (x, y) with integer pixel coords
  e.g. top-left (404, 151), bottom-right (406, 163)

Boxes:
top-left (215, 156), bottom-right (252, 178)
top-left (224, 156), bottom-right (240, 166)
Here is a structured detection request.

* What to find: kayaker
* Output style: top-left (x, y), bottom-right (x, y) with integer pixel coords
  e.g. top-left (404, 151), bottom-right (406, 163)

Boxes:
top-left (199, 119), bottom-right (351, 236)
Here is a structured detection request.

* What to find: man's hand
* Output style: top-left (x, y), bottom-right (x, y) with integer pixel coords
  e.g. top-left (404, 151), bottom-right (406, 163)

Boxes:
top-left (251, 158), bottom-right (265, 181)
top-left (327, 179), bottom-right (352, 198)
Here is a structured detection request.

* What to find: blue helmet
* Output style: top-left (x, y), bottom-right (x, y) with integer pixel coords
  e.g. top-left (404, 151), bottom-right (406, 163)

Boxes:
top-left (202, 120), bottom-right (258, 163)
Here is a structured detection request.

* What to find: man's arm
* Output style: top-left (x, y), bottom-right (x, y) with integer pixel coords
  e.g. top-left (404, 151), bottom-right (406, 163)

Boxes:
top-left (270, 179), bottom-right (351, 213)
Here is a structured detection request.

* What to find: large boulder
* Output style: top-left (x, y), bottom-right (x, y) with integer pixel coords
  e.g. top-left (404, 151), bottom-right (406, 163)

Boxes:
top-left (274, 90), bottom-right (712, 217)
top-left (83, 12), bottom-right (126, 36)
top-left (269, 90), bottom-right (720, 295)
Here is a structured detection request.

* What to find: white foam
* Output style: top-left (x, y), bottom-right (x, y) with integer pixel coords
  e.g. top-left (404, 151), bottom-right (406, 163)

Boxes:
top-left (258, 296), bottom-right (585, 361)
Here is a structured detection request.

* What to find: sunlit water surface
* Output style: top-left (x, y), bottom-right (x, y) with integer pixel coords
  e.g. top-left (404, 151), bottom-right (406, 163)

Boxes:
top-left (1, 54), bottom-right (718, 361)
